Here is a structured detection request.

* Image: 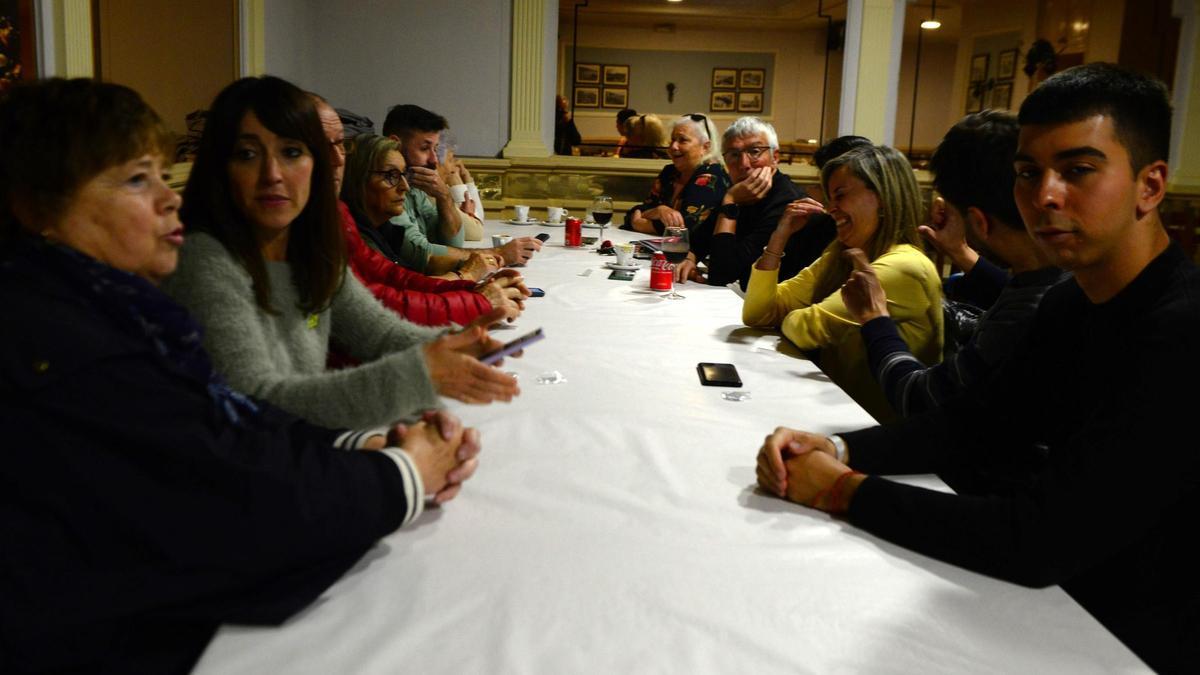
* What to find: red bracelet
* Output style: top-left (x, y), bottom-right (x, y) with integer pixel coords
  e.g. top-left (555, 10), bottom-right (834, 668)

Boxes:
top-left (827, 470), bottom-right (864, 514)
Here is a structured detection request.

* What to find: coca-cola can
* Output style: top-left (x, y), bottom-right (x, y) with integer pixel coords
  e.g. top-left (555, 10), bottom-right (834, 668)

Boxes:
top-left (565, 217), bottom-right (583, 247)
top-left (650, 252), bottom-right (673, 291)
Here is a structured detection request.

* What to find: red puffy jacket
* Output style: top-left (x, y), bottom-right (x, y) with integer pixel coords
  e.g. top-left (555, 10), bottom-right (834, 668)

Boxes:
top-left (340, 202), bottom-right (491, 326)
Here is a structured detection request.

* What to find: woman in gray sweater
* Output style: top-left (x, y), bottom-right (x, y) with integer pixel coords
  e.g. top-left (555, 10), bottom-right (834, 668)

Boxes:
top-left (165, 76), bottom-right (518, 429)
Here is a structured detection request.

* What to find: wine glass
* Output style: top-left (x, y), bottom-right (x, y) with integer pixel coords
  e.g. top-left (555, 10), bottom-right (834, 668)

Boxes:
top-left (661, 225), bottom-right (689, 300)
top-left (590, 195), bottom-right (614, 249)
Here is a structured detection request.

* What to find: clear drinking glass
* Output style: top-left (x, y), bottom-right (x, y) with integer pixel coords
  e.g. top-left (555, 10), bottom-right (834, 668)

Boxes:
top-left (661, 225), bottom-right (689, 300)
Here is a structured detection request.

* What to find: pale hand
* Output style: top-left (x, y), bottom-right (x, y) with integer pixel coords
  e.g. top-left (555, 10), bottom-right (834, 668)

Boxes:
top-left (917, 196), bottom-right (978, 270)
top-left (407, 165), bottom-right (450, 200)
top-left (776, 197), bottom-right (826, 235)
top-left (644, 205), bottom-right (685, 229)
top-left (423, 309), bottom-right (520, 404)
top-left (839, 248), bottom-right (890, 322)
top-left (394, 418), bottom-right (482, 504)
top-left (498, 236), bottom-right (543, 266)
top-left (673, 255), bottom-right (705, 283)
top-left (727, 166), bottom-right (775, 205)
top-left (458, 252), bottom-right (499, 281)
top-left (459, 196), bottom-right (476, 218)
top-left (480, 279), bottom-right (526, 322)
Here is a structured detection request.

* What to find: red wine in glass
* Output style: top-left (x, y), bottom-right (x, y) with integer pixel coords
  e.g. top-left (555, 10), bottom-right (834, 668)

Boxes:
top-left (661, 226), bottom-right (689, 299)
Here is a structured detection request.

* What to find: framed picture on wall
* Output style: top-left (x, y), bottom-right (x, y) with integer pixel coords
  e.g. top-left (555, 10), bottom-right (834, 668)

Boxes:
top-left (712, 68), bottom-right (737, 89)
top-left (990, 82), bottom-right (1013, 110)
top-left (969, 53), bottom-right (989, 83)
top-left (965, 85), bottom-right (983, 114)
top-left (602, 87), bottom-right (628, 109)
top-left (711, 91), bottom-right (735, 112)
top-left (574, 86), bottom-right (600, 108)
top-left (575, 63), bottom-right (601, 85)
top-left (737, 91), bottom-right (763, 113)
top-left (996, 49), bottom-right (1018, 80)
top-left (739, 68), bottom-right (765, 90)
top-left (603, 64), bottom-right (629, 86)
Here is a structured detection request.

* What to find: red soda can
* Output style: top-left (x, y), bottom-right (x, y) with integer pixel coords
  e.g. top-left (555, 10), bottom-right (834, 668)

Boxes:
top-left (565, 217), bottom-right (583, 247)
top-left (650, 252), bottom-right (673, 291)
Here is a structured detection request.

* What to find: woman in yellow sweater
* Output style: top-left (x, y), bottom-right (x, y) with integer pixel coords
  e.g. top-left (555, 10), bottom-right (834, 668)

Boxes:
top-left (743, 144), bottom-right (942, 422)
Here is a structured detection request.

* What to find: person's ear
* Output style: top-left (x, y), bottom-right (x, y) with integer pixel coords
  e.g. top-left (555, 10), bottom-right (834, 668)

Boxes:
top-left (387, 133), bottom-right (402, 143)
top-left (966, 206), bottom-right (990, 240)
top-left (1135, 160), bottom-right (1168, 219)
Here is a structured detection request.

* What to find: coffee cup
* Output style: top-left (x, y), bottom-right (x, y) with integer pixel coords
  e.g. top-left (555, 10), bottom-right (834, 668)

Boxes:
top-left (449, 184), bottom-right (469, 205)
top-left (547, 206), bottom-right (566, 223)
top-left (514, 205), bottom-right (530, 222)
top-left (614, 242), bottom-right (636, 266)
top-left (492, 234), bottom-right (513, 248)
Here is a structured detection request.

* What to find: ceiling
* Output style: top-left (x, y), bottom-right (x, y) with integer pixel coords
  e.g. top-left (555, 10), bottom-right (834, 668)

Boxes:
top-left (559, 0), bottom-right (962, 41)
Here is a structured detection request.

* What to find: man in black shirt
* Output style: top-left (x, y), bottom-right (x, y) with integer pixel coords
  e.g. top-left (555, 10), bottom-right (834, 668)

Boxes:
top-left (680, 118), bottom-right (840, 289)
top-left (755, 63), bottom-right (1197, 672)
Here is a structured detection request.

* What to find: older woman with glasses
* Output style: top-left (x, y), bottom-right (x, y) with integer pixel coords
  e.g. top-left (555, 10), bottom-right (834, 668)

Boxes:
top-left (340, 133), bottom-right (526, 324)
top-left (623, 113), bottom-right (730, 235)
top-left (164, 76), bottom-right (520, 430)
top-left (0, 77), bottom-right (480, 672)
top-left (742, 144), bottom-right (943, 423)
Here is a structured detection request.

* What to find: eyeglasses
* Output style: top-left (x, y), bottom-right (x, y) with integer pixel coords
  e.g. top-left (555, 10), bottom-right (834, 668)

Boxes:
top-left (371, 169), bottom-right (408, 188)
top-left (722, 146), bottom-right (772, 162)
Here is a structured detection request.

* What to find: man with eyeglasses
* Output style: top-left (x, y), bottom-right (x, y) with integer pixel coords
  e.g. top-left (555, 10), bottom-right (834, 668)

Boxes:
top-left (682, 117), bottom-right (835, 289)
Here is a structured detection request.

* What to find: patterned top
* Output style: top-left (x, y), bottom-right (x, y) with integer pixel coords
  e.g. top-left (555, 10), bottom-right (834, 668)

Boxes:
top-left (623, 161), bottom-right (730, 235)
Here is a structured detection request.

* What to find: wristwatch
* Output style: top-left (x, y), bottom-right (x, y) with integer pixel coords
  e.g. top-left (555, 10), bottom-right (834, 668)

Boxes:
top-left (719, 202), bottom-right (740, 219)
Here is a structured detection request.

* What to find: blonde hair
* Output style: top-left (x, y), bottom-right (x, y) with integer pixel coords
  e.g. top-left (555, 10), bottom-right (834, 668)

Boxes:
top-left (811, 144), bottom-right (924, 300)
top-left (626, 114), bottom-right (668, 155)
top-left (341, 134), bottom-right (402, 225)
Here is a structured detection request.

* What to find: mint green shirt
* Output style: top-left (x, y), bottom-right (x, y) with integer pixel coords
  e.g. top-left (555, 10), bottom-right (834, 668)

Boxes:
top-left (388, 187), bottom-right (466, 271)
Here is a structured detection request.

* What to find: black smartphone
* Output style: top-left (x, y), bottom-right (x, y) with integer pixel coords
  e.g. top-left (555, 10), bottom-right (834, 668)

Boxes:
top-left (535, 233), bottom-right (551, 242)
top-left (608, 270), bottom-right (635, 281)
top-left (529, 287), bottom-right (545, 297)
top-left (479, 328), bottom-right (544, 365)
top-left (697, 362), bottom-right (742, 387)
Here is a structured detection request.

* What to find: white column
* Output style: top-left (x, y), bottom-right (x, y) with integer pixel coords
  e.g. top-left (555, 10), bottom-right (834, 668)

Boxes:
top-left (502, 0), bottom-right (555, 158)
top-left (58, 0), bottom-right (94, 78)
top-left (1170, 0), bottom-right (1200, 191)
top-left (239, 0), bottom-right (266, 77)
top-left (838, 0), bottom-right (907, 144)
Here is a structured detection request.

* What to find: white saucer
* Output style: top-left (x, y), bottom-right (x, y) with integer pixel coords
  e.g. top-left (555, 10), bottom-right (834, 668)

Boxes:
top-left (604, 262), bottom-right (640, 271)
top-left (505, 219), bottom-right (541, 226)
top-left (541, 220), bottom-right (565, 227)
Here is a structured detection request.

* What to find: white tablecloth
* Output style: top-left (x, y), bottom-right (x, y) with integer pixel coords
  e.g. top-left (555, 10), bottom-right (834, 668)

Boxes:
top-left (195, 222), bottom-right (1148, 673)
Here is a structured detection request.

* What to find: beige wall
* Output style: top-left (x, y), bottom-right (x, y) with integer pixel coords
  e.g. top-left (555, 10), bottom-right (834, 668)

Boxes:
top-left (560, 21), bottom-right (842, 145)
top-left (893, 39), bottom-right (958, 151)
top-left (95, 0), bottom-right (238, 136)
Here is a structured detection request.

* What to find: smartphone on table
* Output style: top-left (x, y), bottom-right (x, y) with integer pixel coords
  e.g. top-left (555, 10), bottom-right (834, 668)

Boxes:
top-left (479, 328), bottom-right (544, 365)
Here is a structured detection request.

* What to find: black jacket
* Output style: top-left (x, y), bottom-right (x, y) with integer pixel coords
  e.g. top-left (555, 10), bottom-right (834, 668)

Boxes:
top-left (0, 243), bottom-right (412, 673)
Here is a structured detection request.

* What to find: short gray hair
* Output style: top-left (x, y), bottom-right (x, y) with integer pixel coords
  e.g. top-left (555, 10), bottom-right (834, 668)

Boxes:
top-left (722, 116), bottom-right (779, 151)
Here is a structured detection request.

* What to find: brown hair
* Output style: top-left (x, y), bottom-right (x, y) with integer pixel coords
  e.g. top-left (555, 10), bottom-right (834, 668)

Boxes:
top-left (181, 76), bottom-right (344, 314)
top-left (0, 78), bottom-right (172, 246)
top-left (812, 144), bottom-right (924, 301)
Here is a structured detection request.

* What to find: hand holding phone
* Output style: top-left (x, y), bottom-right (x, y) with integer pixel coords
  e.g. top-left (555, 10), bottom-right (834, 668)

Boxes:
top-left (479, 328), bottom-right (544, 365)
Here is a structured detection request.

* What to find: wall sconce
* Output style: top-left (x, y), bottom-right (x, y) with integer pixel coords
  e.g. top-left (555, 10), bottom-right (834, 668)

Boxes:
top-left (666, 82), bottom-right (676, 103)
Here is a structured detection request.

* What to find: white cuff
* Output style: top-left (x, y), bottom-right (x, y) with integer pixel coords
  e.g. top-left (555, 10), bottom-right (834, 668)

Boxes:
top-left (379, 447), bottom-right (426, 525)
top-left (466, 182), bottom-right (485, 221)
top-left (333, 426), bottom-right (390, 451)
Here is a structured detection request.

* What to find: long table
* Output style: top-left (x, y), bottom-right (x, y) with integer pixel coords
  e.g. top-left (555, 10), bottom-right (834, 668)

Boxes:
top-left (195, 222), bottom-right (1148, 673)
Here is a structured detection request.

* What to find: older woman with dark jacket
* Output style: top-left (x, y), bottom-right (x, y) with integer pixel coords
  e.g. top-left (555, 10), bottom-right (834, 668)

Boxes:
top-left (0, 78), bottom-right (480, 673)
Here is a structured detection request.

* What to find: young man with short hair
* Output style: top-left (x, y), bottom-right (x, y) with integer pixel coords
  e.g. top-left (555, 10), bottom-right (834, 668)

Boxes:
top-left (756, 63), bottom-right (1199, 671)
top-left (841, 111), bottom-right (1066, 417)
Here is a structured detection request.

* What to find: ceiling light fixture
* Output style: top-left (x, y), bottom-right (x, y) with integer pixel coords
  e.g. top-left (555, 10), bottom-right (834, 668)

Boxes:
top-left (667, 0), bottom-right (684, 3)
top-left (920, 0), bottom-right (940, 29)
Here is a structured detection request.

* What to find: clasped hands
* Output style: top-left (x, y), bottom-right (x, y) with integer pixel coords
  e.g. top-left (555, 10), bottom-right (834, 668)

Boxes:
top-left (364, 410), bottom-right (481, 505)
top-left (755, 427), bottom-right (862, 514)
